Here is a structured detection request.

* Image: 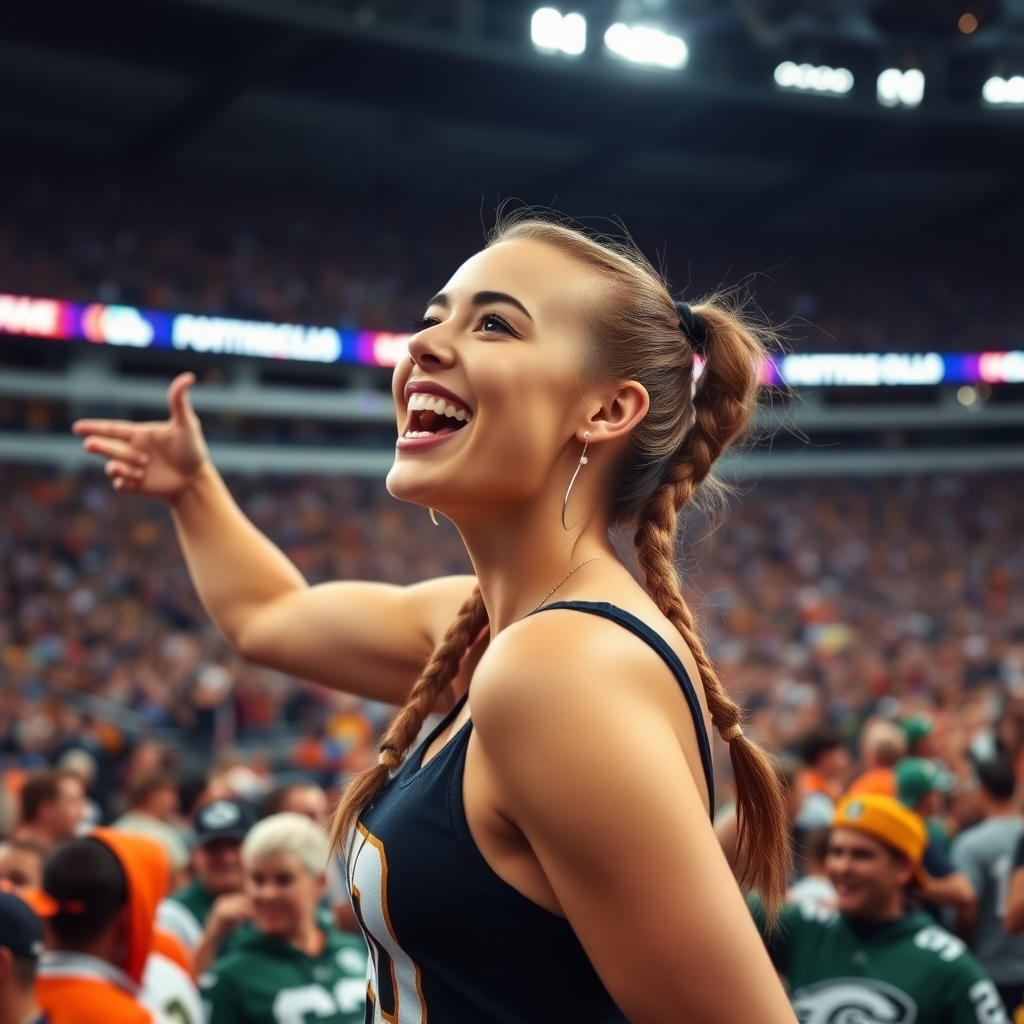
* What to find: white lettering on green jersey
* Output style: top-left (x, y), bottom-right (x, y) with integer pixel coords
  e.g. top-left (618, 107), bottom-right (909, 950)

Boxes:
top-left (792, 978), bottom-right (917, 1023)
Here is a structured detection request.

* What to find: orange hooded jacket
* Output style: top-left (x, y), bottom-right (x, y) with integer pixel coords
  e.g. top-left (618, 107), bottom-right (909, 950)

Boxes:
top-left (36, 828), bottom-right (169, 1024)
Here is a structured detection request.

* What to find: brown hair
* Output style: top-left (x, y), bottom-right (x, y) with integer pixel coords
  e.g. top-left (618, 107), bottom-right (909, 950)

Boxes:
top-left (20, 769), bottom-right (78, 825)
top-left (331, 217), bottom-right (790, 913)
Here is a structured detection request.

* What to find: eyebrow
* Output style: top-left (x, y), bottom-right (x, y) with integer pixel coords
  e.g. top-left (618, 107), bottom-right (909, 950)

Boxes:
top-left (425, 290), bottom-right (534, 321)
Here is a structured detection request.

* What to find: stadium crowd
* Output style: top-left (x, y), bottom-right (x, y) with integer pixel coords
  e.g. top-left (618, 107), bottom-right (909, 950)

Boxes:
top-left (1, 163), bottom-right (1022, 355)
top-left (2, 461), bottom-right (1024, 1020)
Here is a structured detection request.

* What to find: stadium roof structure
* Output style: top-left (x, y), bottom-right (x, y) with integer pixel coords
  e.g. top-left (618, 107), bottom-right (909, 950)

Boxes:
top-left (2, 0), bottom-right (1024, 235)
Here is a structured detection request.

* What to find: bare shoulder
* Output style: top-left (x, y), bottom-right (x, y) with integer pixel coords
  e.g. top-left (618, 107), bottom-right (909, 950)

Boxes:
top-left (473, 605), bottom-right (698, 749)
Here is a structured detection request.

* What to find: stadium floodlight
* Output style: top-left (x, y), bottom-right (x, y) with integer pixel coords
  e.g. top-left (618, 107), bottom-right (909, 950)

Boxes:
top-left (603, 23), bottom-right (688, 70)
top-left (877, 68), bottom-right (925, 108)
top-left (982, 75), bottom-right (1024, 106)
top-left (531, 8), bottom-right (587, 56)
top-left (774, 61), bottom-right (854, 96)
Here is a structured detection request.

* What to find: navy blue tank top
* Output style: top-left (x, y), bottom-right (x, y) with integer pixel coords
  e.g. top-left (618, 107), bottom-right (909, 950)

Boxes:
top-left (348, 601), bottom-right (714, 1024)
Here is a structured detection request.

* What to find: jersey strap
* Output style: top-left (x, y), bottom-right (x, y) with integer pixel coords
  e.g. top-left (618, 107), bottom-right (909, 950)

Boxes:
top-left (531, 600), bottom-right (716, 814)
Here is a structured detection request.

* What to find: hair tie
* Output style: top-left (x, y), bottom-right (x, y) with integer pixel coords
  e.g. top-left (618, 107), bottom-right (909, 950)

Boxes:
top-left (378, 748), bottom-right (401, 771)
top-left (720, 723), bottom-right (743, 743)
top-left (674, 300), bottom-right (708, 355)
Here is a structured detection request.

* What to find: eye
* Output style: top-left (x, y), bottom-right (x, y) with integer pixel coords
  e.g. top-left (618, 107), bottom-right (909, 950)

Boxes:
top-left (478, 313), bottom-right (516, 336)
top-left (411, 316), bottom-right (440, 332)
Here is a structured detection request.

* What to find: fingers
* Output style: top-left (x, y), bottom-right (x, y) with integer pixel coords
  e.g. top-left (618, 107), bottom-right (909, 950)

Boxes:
top-left (71, 418), bottom-right (136, 440)
top-left (82, 436), bottom-right (150, 467)
top-left (104, 459), bottom-right (145, 489)
top-left (168, 372), bottom-right (197, 425)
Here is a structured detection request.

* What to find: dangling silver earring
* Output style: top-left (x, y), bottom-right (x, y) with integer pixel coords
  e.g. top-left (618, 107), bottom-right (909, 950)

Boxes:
top-left (429, 508), bottom-right (439, 527)
top-left (561, 431), bottom-right (590, 532)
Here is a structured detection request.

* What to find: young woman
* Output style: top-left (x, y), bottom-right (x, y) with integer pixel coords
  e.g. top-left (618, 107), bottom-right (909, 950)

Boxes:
top-left (201, 813), bottom-right (368, 1023)
top-left (74, 217), bottom-right (797, 1023)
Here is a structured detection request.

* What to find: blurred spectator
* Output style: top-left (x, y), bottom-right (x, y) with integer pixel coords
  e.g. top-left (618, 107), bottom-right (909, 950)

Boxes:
top-left (262, 782), bottom-right (329, 825)
top-left (35, 831), bottom-right (166, 1024)
top-left (0, 890), bottom-right (46, 1024)
top-left (200, 813), bottom-right (366, 1024)
top-left (951, 756), bottom-right (1024, 1018)
top-left (786, 828), bottom-right (836, 916)
top-left (157, 798), bottom-right (255, 974)
top-left (901, 715), bottom-right (938, 759)
top-left (55, 749), bottom-right (102, 831)
top-left (112, 770), bottom-right (188, 880)
top-left (793, 727), bottom-right (851, 829)
top-left (0, 840), bottom-right (44, 894)
top-left (848, 719), bottom-right (907, 797)
top-left (13, 770), bottom-right (85, 852)
top-left (749, 794), bottom-right (1008, 1024)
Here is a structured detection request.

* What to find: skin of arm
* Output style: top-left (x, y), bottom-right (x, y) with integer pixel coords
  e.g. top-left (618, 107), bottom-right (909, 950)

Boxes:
top-left (1004, 866), bottom-right (1024, 934)
top-left (470, 613), bottom-right (797, 1024)
top-left (192, 893), bottom-right (253, 975)
top-left (172, 463), bottom-right (476, 701)
top-left (920, 871), bottom-right (977, 912)
top-left (75, 375), bottom-right (476, 705)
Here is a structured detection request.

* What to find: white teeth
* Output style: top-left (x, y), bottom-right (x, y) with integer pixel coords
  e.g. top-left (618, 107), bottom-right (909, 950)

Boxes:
top-left (405, 392), bottom-right (472, 422)
top-left (404, 430), bottom-right (433, 438)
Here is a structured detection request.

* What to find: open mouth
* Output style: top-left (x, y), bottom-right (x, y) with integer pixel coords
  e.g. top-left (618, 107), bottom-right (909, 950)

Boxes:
top-left (403, 390), bottom-right (473, 439)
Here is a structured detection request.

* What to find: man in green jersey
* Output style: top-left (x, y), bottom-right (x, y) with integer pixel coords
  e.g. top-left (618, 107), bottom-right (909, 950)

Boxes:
top-left (201, 813), bottom-right (367, 1024)
top-left (751, 792), bottom-right (1008, 1024)
top-left (157, 798), bottom-right (256, 972)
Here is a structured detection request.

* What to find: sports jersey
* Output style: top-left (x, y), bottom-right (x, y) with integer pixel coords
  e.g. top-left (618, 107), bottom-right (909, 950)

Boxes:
top-left (349, 601), bottom-right (714, 1024)
top-left (157, 880), bottom-right (215, 952)
top-left (952, 817), bottom-right (1024, 986)
top-left (143, 931), bottom-right (203, 1024)
top-left (200, 926), bottom-right (367, 1024)
top-left (749, 898), bottom-right (1009, 1024)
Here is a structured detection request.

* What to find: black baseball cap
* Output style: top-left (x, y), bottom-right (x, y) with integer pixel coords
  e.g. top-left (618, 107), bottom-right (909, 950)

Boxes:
top-left (0, 889), bottom-right (44, 961)
top-left (193, 799), bottom-right (255, 846)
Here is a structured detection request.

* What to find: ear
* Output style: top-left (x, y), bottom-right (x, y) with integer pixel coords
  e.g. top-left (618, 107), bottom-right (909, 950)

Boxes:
top-left (578, 380), bottom-right (650, 446)
top-left (0, 946), bottom-right (12, 983)
top-left (895, 857), bottom-right (914, 889)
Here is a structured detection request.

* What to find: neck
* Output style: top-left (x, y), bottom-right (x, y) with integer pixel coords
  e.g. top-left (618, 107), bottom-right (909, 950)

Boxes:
top-left (2, 990), bottom-right (41, 1024)
top-left (454, 498), bottom-right (617, 634)
top-left (850, 891), bottom-right (905, 923)
top-left (285, 922), bottom-right (324, 958)
top-left (983, 801), bottom-right (1017, 819)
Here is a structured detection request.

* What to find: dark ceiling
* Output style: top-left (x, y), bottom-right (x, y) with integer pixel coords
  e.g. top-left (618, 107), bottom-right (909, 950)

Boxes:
top-left (2, 0), bottom-right (1023, 237)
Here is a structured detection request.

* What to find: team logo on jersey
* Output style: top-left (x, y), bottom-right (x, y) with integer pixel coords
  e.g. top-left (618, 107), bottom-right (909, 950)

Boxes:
top-left (792, 978), bottom-right (917, 1024)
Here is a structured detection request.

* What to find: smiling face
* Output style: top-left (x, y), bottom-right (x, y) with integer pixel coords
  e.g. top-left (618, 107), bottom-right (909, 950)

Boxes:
top-left (826, 827), bottom-right (913, 919)
top-left (387, 238), bottom-right (601, 518)
top-left (247, 851), bottom-right (323, 942)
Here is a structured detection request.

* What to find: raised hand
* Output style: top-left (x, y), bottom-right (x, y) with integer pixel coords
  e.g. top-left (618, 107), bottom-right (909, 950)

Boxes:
top-left (72, 372), bottom-right (209, 501)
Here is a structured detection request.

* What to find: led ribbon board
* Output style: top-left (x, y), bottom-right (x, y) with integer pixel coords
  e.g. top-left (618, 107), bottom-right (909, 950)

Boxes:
top-left (1, 292), bottom-right (1022, 385)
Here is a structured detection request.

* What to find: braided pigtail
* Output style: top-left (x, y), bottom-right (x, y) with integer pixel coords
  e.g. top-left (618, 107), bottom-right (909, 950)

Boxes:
top-left (330, 586), bottom-right (488, 851)
top-left (487, 214), bottom-right (791, 913)
top-left (634, 301), bottom-right (789, 916)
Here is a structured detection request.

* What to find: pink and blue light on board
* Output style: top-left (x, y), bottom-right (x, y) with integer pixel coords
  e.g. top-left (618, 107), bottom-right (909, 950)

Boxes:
top-left (0, 292), bottom-right (1021, 388)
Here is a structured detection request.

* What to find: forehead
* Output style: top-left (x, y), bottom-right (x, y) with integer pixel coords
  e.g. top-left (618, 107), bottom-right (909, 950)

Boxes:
top-left (248, 850), bottom-right (303, 873)
top-left (829, 827), bottom-right (887, 855)
top-left (443, 238), bottom-right (597, 321)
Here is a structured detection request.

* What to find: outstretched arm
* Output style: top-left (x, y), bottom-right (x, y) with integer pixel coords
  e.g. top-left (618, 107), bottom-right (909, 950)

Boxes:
top-left (74, 373), bottom-right (476, 703)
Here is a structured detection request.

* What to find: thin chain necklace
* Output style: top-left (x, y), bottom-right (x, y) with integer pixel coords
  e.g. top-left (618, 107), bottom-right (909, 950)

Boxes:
top-left (532, 557), bottom-right (599, 613)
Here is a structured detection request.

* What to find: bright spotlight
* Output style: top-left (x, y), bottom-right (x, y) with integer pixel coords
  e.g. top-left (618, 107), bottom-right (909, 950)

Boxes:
top-left (982, 75), bottom-right (1024, 106)
top-left (774, 61), bottom-right (854, 96)
top-left (531, 8), bottom-right (587, 56)
top-left (604, 23), bottom-right (688, 70)
top-left (877, 67), bottom-right (925, 108)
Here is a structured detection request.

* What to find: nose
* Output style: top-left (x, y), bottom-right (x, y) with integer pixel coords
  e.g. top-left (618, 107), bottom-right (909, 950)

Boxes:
top-left (407, 325), bottom-right (456, 371)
